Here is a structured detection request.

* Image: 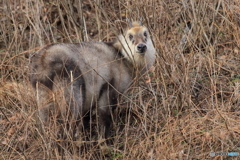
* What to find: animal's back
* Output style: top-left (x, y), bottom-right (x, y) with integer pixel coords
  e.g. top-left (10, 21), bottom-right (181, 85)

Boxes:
top-left (31, 42), bottom-right (132, 119)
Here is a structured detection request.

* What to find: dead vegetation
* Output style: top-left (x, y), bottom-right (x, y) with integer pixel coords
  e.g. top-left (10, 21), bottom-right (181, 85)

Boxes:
top-left (1, 0), bottom-right (240, 159)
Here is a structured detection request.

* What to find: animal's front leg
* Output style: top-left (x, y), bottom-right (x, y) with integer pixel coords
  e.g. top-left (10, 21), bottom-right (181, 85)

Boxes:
top-left (98, 105), bottom-right (112, 139)
top-left (97, 88), bottom-right (116, 140)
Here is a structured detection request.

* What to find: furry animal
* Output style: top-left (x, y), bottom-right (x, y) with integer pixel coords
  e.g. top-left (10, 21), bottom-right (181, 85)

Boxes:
top-left (30, 21), bottom-right (156, 139)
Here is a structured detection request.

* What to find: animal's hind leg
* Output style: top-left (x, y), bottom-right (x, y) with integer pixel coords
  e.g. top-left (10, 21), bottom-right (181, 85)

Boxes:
top-left (62, 82), bottom-right (85, 138)
top-left (36, 82), bottom-right (54, 124)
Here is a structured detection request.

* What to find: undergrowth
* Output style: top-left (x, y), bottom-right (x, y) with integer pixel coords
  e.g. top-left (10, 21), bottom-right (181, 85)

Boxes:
top-left (1, 0), bottom-right (240, 159)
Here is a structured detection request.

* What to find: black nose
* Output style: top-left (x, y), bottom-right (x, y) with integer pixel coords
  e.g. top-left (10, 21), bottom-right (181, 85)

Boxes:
top-left (137, 44), bottom-right (147, 53)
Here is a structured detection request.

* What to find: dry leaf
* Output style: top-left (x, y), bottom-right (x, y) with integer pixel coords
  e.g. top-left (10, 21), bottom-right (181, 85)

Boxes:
top-left (1, 138), bottom-right (9, 145)
top-left (7, 128), bottom-right (16, 137)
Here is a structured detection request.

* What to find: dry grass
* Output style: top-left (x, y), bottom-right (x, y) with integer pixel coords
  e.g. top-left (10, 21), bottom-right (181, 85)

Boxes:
top-left (1, 0), bottom-right (240, 159)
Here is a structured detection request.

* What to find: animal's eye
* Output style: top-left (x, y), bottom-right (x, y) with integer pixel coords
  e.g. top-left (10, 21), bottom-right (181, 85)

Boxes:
top-left (144, 31), bottom-right (147, 37)
top-left (129, 34), bottom-right (133, 40)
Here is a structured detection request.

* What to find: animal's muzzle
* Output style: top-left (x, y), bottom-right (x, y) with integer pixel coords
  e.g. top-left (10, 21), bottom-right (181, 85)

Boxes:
top-left (137, 43), bottom-right (147, 54)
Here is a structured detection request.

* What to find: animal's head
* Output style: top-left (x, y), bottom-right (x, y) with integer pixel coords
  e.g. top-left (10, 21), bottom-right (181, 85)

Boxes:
top-left (114, 21), bottom-right (156, 71)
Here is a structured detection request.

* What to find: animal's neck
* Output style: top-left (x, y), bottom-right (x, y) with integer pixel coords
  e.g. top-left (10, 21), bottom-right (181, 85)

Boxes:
top-left (120, 51), bottom-right (149, 78)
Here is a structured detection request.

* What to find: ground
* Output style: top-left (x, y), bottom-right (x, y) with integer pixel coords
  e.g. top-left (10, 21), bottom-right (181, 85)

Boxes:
top-left (0, 0), bottom-right (240, 159)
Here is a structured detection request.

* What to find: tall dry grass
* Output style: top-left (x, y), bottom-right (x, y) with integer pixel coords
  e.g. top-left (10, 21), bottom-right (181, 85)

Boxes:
top-left (1, 0), bottom-right (240, 159)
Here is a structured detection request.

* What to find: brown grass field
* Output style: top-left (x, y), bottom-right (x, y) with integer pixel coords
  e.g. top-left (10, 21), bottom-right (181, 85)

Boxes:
top-left (1, 0), bottom-right (240, 159)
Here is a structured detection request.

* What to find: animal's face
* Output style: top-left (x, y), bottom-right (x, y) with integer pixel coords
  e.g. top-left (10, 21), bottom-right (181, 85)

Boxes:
top-left (126, 25), bottom-right (149, 55)
top-left (118, 22), bottom-right (156, 69)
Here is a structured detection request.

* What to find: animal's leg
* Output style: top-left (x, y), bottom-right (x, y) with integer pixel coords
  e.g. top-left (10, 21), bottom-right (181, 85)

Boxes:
top-left (98, 105), bottom-right (112, 139)
top-left (98, 89), bottom-right (117, 139)
top-left (36, 83), bottom-right (54, 124)
top-left (61, 80), bottom-right (85, 138)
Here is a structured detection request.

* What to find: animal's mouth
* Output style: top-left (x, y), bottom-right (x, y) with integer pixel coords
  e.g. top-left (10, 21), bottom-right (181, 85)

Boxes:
top-left (136, 51), bottom-right (146, 56)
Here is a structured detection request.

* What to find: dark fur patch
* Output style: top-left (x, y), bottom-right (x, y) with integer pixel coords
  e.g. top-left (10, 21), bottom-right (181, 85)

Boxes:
top-left (99, 78), bottom-right (117, 109)
top-left (98, 78), bottom-right (118, 138)
top-left (99, 78), bottom-right (114, 99)
top-left (30, 50), bottom-right (86, 104)
top-left (51, 57), bottom-right (86, 106)
top-left (30, 57), bottom-right (55, 90)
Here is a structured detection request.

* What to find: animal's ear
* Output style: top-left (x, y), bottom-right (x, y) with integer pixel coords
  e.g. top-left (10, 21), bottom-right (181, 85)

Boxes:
top-left (139, 17), bottom-right (143, 26)
top-left (126, 17), bottom-right (133, 28)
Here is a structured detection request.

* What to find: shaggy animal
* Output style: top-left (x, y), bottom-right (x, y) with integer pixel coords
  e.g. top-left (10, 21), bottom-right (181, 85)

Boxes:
top-left (30, 21), bottom-right (156, 139)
